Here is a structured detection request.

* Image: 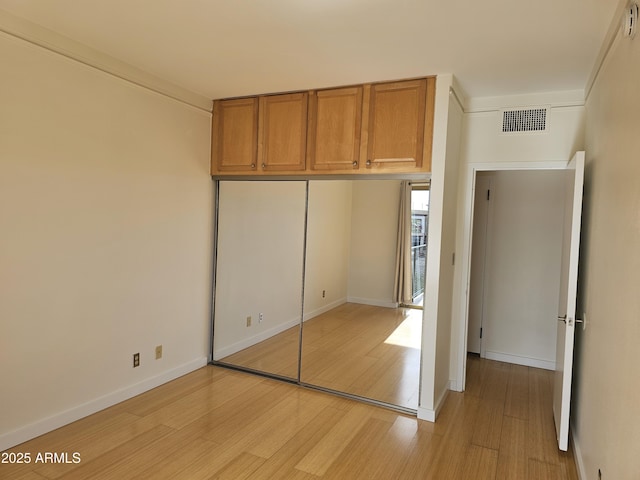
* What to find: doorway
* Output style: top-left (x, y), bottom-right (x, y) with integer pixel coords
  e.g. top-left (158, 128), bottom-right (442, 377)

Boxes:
top-left (455, 162), bottom-right (569, 391)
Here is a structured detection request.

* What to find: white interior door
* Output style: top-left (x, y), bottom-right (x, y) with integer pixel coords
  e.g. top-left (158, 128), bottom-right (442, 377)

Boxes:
top-left (553, 151), bottom-right (585, 451)
top-left (467, 174), bottom-right (492, 355)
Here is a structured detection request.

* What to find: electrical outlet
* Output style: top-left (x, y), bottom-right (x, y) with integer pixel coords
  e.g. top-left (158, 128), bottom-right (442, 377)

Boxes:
top-left (133, 353), bottom-right (140, 368)
top-left (155, 345), bottom-right (163, 359)
top-left (322, 290), bottom-right (326, 298)
top-left (246, 316), bottom-right (252, 327)
top-left (259, 312), bottom-right (263, 323)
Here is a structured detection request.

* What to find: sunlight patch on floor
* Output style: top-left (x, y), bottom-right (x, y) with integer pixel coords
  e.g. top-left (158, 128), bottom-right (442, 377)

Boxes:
top-left (384, 312), bottom-right (422, 349)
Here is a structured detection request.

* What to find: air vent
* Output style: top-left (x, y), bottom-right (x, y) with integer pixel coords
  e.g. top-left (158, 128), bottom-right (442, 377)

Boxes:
top-left (500, 107), bottom-right (549, 133)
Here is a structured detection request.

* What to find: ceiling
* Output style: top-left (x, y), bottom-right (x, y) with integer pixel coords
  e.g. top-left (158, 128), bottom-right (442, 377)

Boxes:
top-left (0, 0), bottom-right (620, 101)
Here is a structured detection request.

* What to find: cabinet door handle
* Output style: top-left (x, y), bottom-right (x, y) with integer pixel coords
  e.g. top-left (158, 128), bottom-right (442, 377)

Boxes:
top-left (352, 161), bottom-right (358, 167)
top-left (251, 163), bottom-right (256, 169)
top-left (261, 163), bottom-right (266, 169)
top-left (366, 160), bottom-right (372, 166)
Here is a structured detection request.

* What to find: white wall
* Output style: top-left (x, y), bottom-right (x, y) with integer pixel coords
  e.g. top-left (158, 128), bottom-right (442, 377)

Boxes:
top-left (461, 103), bottom-right (585, 165)
top-left (213, 181), bottom-right (306, 358)
top-left (419, 74), bottom-right (461, 420)
top-left (347, 180), bottom-right (401, 307)
top-left (449, 92), bottom-right (586, 391)
top-left (433, 90), bottom-right (463, 412)
top-left (0, 32), bottom-right (213, 449)
top-left (572, 22), bottom-right (640, 479)
top-left (475, 170), bottom-right (565, 369)
top-left (304, 181), bottom-right (352, 319)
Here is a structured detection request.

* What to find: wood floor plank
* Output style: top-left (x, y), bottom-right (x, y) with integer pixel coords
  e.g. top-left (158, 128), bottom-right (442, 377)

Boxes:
top-left (321, 417), bottom-right (414, 480)
top-left (528, 458), bottom-right (569, 480)
top-left (149, 375), bottom-right (272, 431)
top-left (11, 472), bottom-right (49, 480)
top-left (479, 359), bottom-right (510, 404)
top-left (111, 367), bottom-right (228, 417)
top-left (426, 395), bottom-right (481, 479)
top-left (504, 363), bottom-right (530, 420)
top-left (496, 416), bottom-right (528, 480)
top-left (456, 444), bottom-right (499, 480)
top-left (295, 403), bottom-right (378, 476)
top-left (35, 414), bottom-right (162, 479)
top-left (243, 389), bottom-right (334, 459)
top-left (54, 425), bottom-right (175, 480)
top-left (471, 398), bottom-right (504, 450)
top-left (208, 452), bottom-right (266, 480)
top-left (396, 423), bottom-right (442, 479)
top-left (2, 359), bottom-right (579, 480)
top-left (1, 412), bottom-right (146, 479)
top-left (244, 404), bottom-right (353, 480)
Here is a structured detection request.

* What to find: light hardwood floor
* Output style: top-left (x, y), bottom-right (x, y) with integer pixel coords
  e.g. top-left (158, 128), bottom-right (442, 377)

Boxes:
top-left (2, 356), bottom-right (577, 479)
top-left (221, 303), bottom-right (422, 409)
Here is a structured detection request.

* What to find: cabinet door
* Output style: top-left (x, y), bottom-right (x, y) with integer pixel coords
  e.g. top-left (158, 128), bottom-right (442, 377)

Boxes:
top-left (307, 86), bottom-right (363, 171)
top-left (364, 78), bottom-right (430, 171)
top-left (258, 92), bottom-right (308, 172)
top-left (211, 97), bottom-right (259, 174)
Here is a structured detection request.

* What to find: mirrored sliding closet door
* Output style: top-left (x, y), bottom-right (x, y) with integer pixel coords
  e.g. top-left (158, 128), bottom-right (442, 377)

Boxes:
top-left (300, 180), bottom-right (423, 410)
top-left (212, 179), bottom-right (427, 411)
top-left (212, 180), bottom-right (306, 380)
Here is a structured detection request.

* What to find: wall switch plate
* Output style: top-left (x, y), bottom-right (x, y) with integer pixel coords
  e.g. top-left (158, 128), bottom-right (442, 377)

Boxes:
top-left (133, 353), bottom-right (140, 368)
top-left (155, 345), bottom-right (162, 359)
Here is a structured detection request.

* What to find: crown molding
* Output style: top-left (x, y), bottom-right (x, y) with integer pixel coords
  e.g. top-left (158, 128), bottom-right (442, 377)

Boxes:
top-left (0, 8), bottom-right (212, 112)
top-left (465, 90), bottom-right (585, 113)
top-left (584, 0), bottom-right (629, 101)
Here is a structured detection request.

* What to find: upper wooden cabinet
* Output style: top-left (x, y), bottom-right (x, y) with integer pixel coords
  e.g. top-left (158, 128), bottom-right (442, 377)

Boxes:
top-left (211, 97), bottom-right (259, 173)
top-left (210, 76), bottom-right (435, 176)
top-left (258, 92), bottom-right (308, 172)
top-left (363, 78), bottom-right (434, 172)
top-left (307, 86), bottom-right (363, 171)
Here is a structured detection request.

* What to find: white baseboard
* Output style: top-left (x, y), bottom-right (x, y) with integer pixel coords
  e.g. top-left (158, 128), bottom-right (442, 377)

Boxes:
top-left (0, 357), bottom-right (207, 452)
top-left (484, 350), bottom-right (555, 370)
top-left (449, 378), bottom-right (462, 392)
top-left (347, 296), bottom-right (398, 309)
top-left (303, 298), bottom-right (347, 321)
top-left (417, 387), bottom-right (449, 423)
top-left (214, 318), bottom-right (299, 360)
top-left (570, 423), bottom-right (587, 480)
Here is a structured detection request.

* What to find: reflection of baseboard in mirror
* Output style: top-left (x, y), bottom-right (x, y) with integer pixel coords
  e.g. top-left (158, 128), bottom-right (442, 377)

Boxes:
top-left (221, 302), bottom-right (422, 410)
top-left (213, 180), bottom-right (307, 381)
top-left (300, 303), bottom-right (422, 410)
top-left (219, 323), bottom-right (301, 378)
top-left (214, 315), bottom-right (301, 360)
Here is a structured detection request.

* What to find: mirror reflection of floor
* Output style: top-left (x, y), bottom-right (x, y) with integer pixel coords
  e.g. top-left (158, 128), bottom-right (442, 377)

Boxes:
top-left (221, 303), bottom-right (422, 410)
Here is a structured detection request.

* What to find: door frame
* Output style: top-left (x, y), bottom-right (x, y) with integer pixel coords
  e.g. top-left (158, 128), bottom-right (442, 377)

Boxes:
top-left (454, 160), bottom-right (568, 392)
top-left (467, 174), bottom-right (493, 357)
